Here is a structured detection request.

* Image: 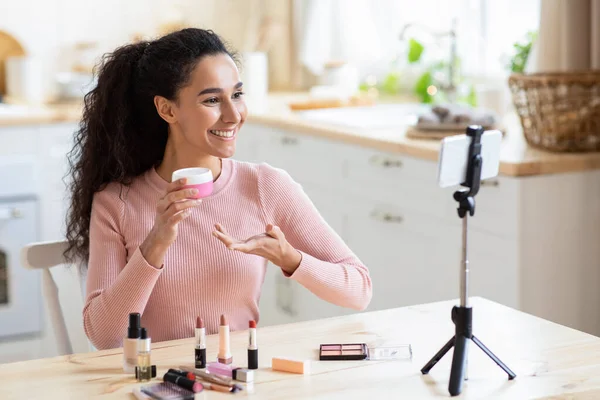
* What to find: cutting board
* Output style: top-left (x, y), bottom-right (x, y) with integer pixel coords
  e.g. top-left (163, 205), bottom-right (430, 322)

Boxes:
top-left (0, 30), bottom-right (26, 96)
top-left (406, 125), bottom-right (506, 140)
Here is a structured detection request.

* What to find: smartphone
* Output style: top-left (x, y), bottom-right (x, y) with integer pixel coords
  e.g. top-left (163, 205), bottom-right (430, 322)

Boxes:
top-left (436, 130), bottom-right (502, 188)
top-left (140, 382), bottom-right (196, 400)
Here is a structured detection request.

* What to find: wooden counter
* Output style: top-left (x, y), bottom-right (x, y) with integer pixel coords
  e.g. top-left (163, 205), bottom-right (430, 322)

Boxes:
top-left (1, 297), bottom-right (600, 399)
top-left (0, 102), bottom-right (81, 127)
top-left (2, 93), bottom-right (600, 176)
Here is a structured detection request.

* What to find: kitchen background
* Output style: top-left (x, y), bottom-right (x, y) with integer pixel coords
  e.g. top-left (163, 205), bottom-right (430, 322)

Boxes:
top-left (1, 0), bottom-right (599, 364)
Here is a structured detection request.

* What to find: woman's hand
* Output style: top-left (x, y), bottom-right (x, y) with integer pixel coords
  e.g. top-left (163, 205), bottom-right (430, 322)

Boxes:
top-left (140, 178), bottom-right (202, 268)
top-left (212, 223), bottom-right (302, 275)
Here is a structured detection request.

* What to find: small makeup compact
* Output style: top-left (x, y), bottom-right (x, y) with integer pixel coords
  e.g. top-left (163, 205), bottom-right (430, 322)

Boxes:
top-left (319, 343), bottom-right (368, 361)
top-left (319, 343), bottom-right (412, 361)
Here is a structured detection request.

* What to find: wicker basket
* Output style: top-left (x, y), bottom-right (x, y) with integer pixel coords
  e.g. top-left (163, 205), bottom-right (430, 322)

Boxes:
top-left (508, 71), bottom-right (600, 152)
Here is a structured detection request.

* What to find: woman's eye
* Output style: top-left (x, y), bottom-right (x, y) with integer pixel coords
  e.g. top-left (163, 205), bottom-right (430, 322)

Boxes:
top-left (204, 97), bottom-right (219, 104)
top-left (233, 91), bottom-right (245, 99)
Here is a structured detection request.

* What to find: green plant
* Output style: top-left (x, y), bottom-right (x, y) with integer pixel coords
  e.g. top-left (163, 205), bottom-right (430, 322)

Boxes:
top-left (508, 30), bottom-right (537, 73)
top-left (407, 38), bottom-right (424, 64)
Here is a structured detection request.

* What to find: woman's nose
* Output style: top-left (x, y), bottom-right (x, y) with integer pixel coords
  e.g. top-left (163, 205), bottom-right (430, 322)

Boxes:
top-left (221, 100), bottom-right (242, 124)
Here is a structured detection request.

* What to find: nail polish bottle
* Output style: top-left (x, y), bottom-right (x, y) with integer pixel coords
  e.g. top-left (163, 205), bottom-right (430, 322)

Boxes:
top-left (123, 312), bottom-right (141, 373)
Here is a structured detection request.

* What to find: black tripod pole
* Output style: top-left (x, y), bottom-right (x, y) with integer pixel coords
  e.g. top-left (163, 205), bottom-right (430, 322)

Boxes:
top-left (420, 125), bottom-right (516, 397)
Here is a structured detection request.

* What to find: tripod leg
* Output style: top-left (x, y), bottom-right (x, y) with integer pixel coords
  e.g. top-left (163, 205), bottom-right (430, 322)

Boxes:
top-left (421, 336), bottom-right (455, 375)
top-left (471, 335), bottom-right (516, 380)
top-left (449, 335), bottom-right (468, 396)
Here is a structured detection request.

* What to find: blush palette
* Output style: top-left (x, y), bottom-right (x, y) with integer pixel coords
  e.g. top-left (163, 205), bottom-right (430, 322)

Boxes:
top-left (319, 343), bottom-right (368, 361)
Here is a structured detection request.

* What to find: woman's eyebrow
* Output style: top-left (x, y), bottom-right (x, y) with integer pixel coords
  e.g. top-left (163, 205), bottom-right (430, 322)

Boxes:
top-left (198, 82), bottom-right (243, 96)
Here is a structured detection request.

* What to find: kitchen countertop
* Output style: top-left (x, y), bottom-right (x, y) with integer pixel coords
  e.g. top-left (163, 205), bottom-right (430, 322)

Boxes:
top-left (2, 92), bottom-right (600, 177)
top-left (0, 101), bottom-right (81, 127)
top-left (2, 297), bottom-right (600, 399)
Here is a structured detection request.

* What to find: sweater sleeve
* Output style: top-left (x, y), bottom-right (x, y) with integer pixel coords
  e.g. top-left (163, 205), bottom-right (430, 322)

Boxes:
top-left (257, 163), bottom-right (372, 311)
top-left (83, 184), bottom-right (163, 350)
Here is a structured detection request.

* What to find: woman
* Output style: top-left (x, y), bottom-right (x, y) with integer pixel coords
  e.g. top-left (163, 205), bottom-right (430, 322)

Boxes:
top-left (65, 28), bottom-right (372, 350)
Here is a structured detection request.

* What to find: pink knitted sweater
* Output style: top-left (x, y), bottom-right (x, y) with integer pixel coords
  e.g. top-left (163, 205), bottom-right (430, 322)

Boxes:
top-left (84, 158), bottom-right (372, 350)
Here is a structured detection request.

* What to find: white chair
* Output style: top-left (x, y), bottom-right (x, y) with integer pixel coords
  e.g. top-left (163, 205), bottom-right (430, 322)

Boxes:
top-left (21, 240), bottom-right (93, 355)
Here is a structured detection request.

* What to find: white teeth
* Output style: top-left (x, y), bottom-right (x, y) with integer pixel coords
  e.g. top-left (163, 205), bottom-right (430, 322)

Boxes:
top-left (210, 130), bottom-right (235, 138)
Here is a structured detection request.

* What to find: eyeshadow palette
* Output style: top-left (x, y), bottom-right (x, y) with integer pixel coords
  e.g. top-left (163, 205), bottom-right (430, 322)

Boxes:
top-left (319, 343), bottom-right (368, 361)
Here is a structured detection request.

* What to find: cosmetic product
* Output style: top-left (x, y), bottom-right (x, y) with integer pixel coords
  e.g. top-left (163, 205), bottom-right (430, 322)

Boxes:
top-left (123, 312), bottom-right (141, 373)
top-left (141, 382), bottom-right (197, 400)
top-left (171, 168), bottom-right (213, 199)
top-left (232, 368), bottom-right (254, 383)
top-left (248, 320), bottom-right (258, 370)
top-left (195, 316), bottom-right (206, 369)
top-left (163, 372), bottom-right (203, 393)
top-left (367, 344), bottom-right (413, 360)
top-left (319, 343), bottom-right (368, 361)
top-left (202, 381), bottom-right (234, 393)
top-left (136, 328), bottom-right (152, 381)
top-left (218, 314), bottom-right (232, 364)
top-left (173, 367), bottom-right (243, 392)
top-left (319, 343), bottom-right (413, 361)
top-left (170, 368), bottom-right (232, 386)
top-left (132, 387), bottom-right (153, 400)
top-left (136, 365), bottom-right (157, 380)
top-left (271, 357), bottom-right (310, 374)
top-left (207, 361), bottom-right (235, 378)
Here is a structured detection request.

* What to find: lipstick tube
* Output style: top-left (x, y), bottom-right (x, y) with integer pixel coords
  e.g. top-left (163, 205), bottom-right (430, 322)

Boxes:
top-left (248, 320), bottom-right (258, 369)
top-left (163, 372), bottom-right (203, 393)
top-left (195, 317), bottom-right (206, 369)
top-left (218, 314), bottom-right (232, 364)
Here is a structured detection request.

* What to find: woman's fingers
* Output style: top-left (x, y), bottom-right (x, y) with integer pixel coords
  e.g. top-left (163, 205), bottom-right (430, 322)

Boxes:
top-left (266, 224), bottom-right (284, 240)
top-left (215, 223), bottom-right (230, 235)
top-left (168, 208), bottom-right (194, 224)
top-left (212, 229), bottom-right (237, 247)
top-left (158, 188), bottom-right (199, 212)
top-left (229, 242), bottom-right (254, 252)
top-left (164, 199), bottom-right (201, 222)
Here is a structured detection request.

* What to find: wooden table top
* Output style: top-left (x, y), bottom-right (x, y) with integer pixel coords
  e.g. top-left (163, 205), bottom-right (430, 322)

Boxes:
top-left (1, 297), bottom-right (600, 399)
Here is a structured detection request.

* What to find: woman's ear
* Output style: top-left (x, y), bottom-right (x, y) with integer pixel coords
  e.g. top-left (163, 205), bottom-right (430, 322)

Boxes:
top-left (154, 95), bottom-right (177, 124)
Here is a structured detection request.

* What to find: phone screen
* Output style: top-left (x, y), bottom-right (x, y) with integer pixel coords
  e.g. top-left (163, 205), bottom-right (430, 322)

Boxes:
top-left (437, 130), bottom-right (502, 188)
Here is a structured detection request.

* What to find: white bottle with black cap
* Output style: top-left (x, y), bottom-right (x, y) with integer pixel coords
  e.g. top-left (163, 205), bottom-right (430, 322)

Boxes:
top-left (123, 312), bottom-right (141, 373)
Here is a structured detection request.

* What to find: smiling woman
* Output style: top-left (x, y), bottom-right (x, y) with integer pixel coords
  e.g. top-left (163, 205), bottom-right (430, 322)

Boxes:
top-left (64, 28), bottom-right (372, 350)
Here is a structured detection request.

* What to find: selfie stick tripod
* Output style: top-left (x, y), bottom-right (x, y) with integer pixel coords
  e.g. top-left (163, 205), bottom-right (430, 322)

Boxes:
top-left (420, 125), bottom-right (516, 397)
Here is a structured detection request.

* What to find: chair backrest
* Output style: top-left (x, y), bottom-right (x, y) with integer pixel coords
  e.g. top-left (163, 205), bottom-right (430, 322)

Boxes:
top-left (20, 240), bottom-right (93, 355)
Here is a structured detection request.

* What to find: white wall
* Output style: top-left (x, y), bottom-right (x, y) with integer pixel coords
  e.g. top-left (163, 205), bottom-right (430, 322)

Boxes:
top-left (0, 0), bottom-right (293, 99)
top-left (0, 0), bottom-right (237, 99)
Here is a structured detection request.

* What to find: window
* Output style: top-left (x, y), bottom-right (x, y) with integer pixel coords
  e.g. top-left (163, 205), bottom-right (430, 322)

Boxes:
top-left (297, 0), bottom-right (540, 83)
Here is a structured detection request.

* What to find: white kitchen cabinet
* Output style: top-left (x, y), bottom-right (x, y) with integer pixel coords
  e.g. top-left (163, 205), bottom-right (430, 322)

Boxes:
top-left (239, 121), bottom-right (600, 337)
top-left (0, 123), bottom-right (77, 242)
top-left (343, 196), bottom-right (461, 312)
top-left (38, 123), bottom-right (78, 241)
top-left (0, 126), bottom-right (39, 157)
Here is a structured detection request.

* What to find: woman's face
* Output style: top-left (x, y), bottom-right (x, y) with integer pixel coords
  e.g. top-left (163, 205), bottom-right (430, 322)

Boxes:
top-left (171, 53), bottom-right (247, 159)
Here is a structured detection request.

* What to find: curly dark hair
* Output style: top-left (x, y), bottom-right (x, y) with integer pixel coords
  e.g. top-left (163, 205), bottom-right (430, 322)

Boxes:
top-left (64, 28), bottom-right (237, 264)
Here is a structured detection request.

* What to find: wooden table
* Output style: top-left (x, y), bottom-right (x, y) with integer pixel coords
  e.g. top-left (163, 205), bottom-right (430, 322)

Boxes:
top-left (2, 297), bottom-right (600, 399)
